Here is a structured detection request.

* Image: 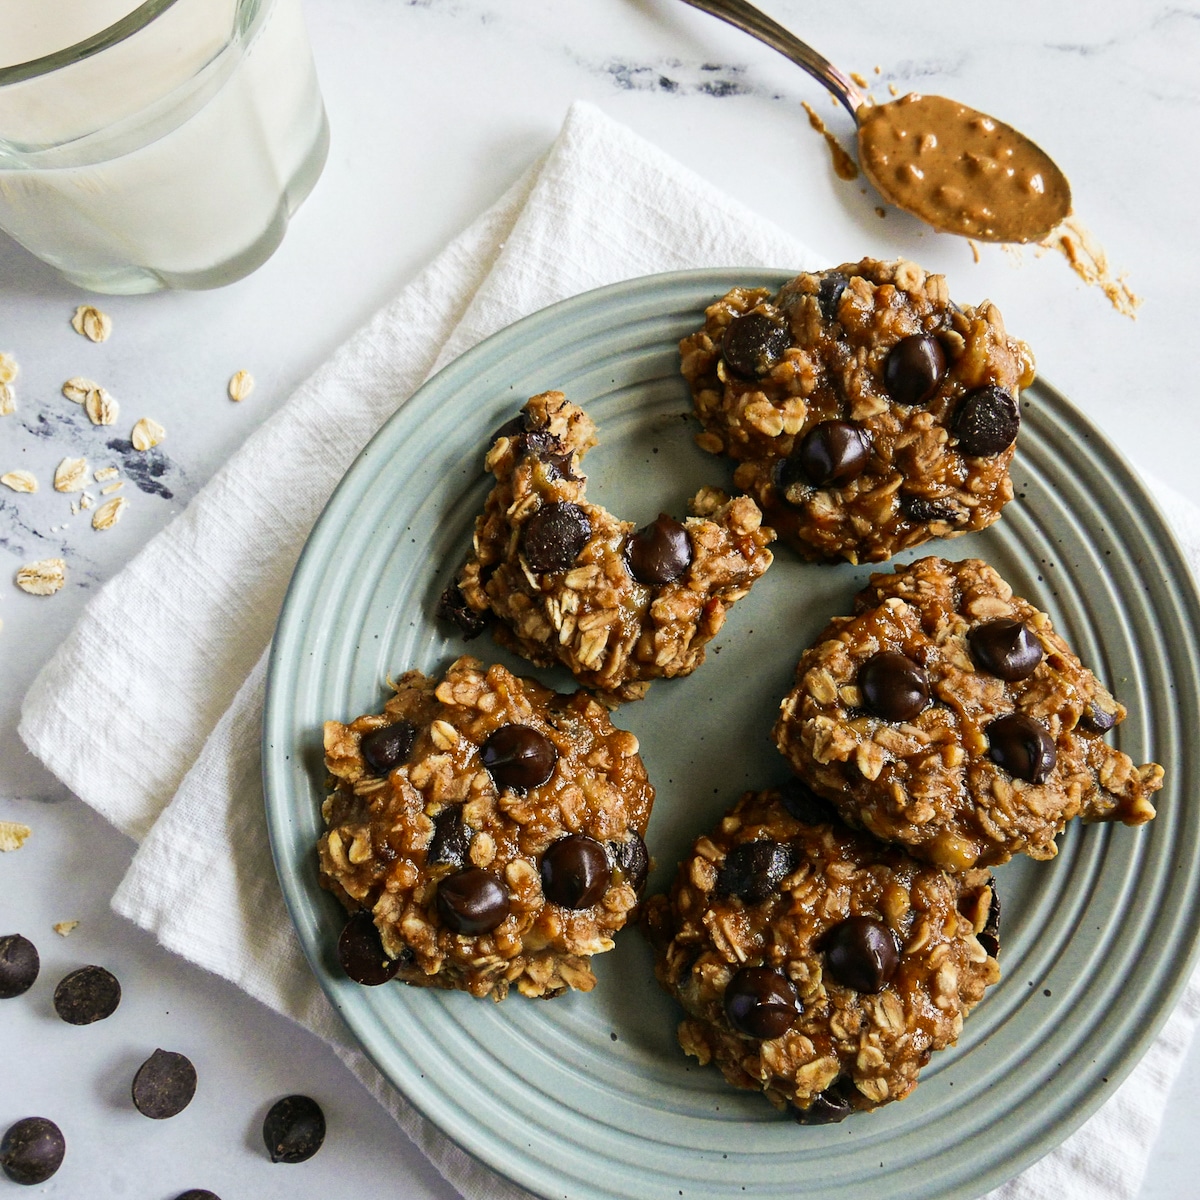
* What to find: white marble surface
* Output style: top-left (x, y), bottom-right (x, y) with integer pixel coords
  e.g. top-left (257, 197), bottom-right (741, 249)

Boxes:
top-left (2, 0), bottom-right (1198, 1196)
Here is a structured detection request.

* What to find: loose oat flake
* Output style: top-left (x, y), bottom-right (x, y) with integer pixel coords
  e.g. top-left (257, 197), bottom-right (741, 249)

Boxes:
top-left (0, 352), bottom-right (17, 385)
top-left (1, 470), bottom-right (37, 493)
top-left (71, 304), bottom-right (112, 343)
top-left (131, 416), bottom-right (165, 451)
top-left (0, 821), bottom-right (32, 852)
top-left (62, 376), bottom-right (100, 404)
top-left (0, 383), bottom-right (14, 416)
top-left (93, 466), bottom-right (119, 483)
top-left (53, 921), bottom-right (80, 937)
top-left (228, 369), bottom-right (255, 402)
top-left (16, 557), bottom-right (66, 595)
top-left (92, 495), bottom-right (127, 531)
top-left (84, 386), bottom-right (118, 426)
top-left (100, 481), bottom-right (124, 496)
top-left (54, 457), bottom-right (89, 492)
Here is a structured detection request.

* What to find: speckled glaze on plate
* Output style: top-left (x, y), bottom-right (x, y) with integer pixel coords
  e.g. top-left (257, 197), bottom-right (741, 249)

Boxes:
top-left (262, 270), bottom-right (1200, 1200)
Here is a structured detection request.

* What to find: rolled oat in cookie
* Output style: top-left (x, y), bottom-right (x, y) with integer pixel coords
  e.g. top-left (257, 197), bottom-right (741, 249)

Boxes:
top-left (318, 655), bottom-right (654, 1000)
top-left (440, 390), bottom-right (775, 703)
top-left (773, 557), bottom-right (1164, 869)
top-left (644, 785), bottom-right (1000, 1121)
top-left (679, 259), bottom-right (1036, 563)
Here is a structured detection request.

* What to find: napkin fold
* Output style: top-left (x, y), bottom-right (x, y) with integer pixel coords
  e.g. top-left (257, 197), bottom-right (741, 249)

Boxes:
top-left (19, 100), bottom-right (1200, 1200)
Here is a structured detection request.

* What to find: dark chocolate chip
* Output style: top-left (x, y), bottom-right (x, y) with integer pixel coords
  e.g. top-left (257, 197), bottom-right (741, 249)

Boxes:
top-left (541, 835), bottom-right (612, 909)
top-left (489, 413), bottom-right (529, 444)
top-left (436, 583), bottom-right (489, 639)
top-left (436, 868), bottom-right (511, 935)
top-left (721, 311), bottom-right (791, 379)
top-left (0, 933), bottom-right (39, 999)
top-left (263, 1095), bottom-right (325, 1164)
top-left (607, 832), bottom-right (649, 895)
top-left (986, 713), bottom-right (1057, 783)
top-left (53, 964), bottom-right (121, 1025)
top-left (777, 779), bottom-right (838, 826)
top-left (902, 493), bottom-right (966, 525)
top-left (1079, 698), bottom-right (1120, 734)
top-left (952, 386), bottom-right (1020, 457)
top-left (521, 501), bottom-right (592, 573)
top-left (626, 514), bottom-right (692, 586)
top-left (817, 271), bottom-right (849, 322)
top-left (792, 1075), bottom-right (857, 1125)
top-left (979, 876), bottom-right (1001, 959)
top-left (884, 334), bottom-right (947, 406)
top-left (480, 724), bottom-right (558, 791)
top-left (0, 1117), bottom-right (65, 1185)
top-left (968, 618), bottom-right (1044, 681)
top-left (716, 840), bottom-right (797, 903)
top-left (132, 1048), bottom-right (198, 1119)
top-left (174, 1192), bottom-right (222, 1200)
top-left (518, 429), bottom-right (578, 481)
top-left (427, 807), bottom-right (473, 870)
top-left (337, 911), bottom-right (402, 986)
top-left (360, 721), bottom-right (416, 776)
top-left (858, 651), bottom-right (930, 722)
top-left (823, 917), bottom-right (900, 993)
top-left (723, 966), bottom-right (800, 1040)
top-left (786, 420), bottom-right (872, 490)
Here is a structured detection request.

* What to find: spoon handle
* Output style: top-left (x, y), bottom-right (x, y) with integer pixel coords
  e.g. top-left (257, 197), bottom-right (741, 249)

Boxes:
top-left (679, 0), bottom-right (863, 117)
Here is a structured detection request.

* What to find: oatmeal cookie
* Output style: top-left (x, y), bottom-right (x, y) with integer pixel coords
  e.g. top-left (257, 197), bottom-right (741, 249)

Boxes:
top-left (773, 557), bottom-right (1163, 869)
top-left (645, 786), bottom-right (1000, 1121)
top-left (439, 390), bottom-right (775, 702)
top-left (679, 258), bottom-right (1037, 563)
top-left (319, 655), bottom-right (654, 1000)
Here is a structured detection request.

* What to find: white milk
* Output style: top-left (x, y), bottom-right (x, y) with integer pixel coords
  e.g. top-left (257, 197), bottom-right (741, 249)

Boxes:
top-left (0, 0), bottom-right (328, 292)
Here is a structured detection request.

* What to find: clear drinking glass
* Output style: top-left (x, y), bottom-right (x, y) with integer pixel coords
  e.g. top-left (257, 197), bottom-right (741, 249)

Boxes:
top-left (0, 0), bottom-right (329, 294)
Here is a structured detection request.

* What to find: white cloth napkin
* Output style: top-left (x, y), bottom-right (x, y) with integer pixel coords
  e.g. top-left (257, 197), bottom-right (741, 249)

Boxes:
top-left (19, 100), bottom-right (1200, 1200)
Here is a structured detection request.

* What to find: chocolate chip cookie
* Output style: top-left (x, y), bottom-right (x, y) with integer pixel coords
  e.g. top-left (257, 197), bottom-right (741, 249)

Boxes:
top-left (319, 656), bottom-right (653, 999)
top-left (773, 557), bottom-right (1164, 869)
top-left (440, 390), bottom-right (775, 702)
top-left (645, 786), bottom-right (1000, 1121)
top-left (679, 259), bottom-right (1036, 563)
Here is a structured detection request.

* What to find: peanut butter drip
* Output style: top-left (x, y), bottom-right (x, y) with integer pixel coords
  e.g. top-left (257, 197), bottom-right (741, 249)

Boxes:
top-left (856, 93), bottom-right (1071, 243)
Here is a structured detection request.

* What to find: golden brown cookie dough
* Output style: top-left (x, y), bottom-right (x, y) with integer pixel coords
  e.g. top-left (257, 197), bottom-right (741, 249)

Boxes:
top-left (440, 390), bottom-right (775, 703)
top-left (773, 557), bottom-right (1164, 869)
top-left (319, 656), bottom-right (654, 1000)
top-left (679, 258), bottom-right (1036, 563)
top-left (645, 786), bottom-right (1000, 1121)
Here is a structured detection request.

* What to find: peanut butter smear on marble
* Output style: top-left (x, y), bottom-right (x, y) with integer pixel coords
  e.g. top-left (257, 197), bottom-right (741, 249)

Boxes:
top-left (857, 93), bottom-right (1072, 243)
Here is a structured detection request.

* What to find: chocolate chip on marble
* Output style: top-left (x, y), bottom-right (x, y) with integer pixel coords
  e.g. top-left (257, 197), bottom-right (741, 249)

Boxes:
top-left (979, 876), bottom-right (1001, 959)
top-left (132, 1048), bottom-right (198, 1119)
top-left (521, 501), bottom-right (592, 573)
top-left (823, 917), bottom-right (900, 993)
top-left (337, 911), bottom-right (402, 986)
top-left (435, 582), bottom-right (489, 639)
top-left (0, 1117), bottom-right (65, 1185)
top-left (541, 835), bottom-right (612, 909)
top-left (53, 964), bottom-right (121, 1025)
top-left (858, 651), bottom-right (930, 722)
top-left (968, 618), bottom-right (1044, 681)
top-left (716, 840), bottom-right (797, 903)
top-left (721, 311), bottom-right (791, 379)
top-left (792, 1076), bottom-right (857, 1125)
top-left (174, 1192), bottom-right (222, 1200)
top-left (0, 934), bottom-right (39, 999)
top-left (777, 779), bottom-right (838, 826)
top-left (607, 832), bottom-right (649, 896)
top-left (786, 420), bottom-right (872, 490)
top-left (436, 868), bottom-right (511, 935)
top-left (986, 713), bottom-right (1057, 783)
top-left (723, 966), bottom-right (800, 1040)
top-left (480, 724), bottom-right (558, 791)
top-left (1079, 697), bottom-right (1120, 734)
top-left (263, 1095), bottom-right (326, 1164)
top-left (427, 807), bottom-right (473, 870)
top-left (952, 386), bottom-right (1020, 457)
top-left (884, 334), bottom-right (947, 406)
top-left (816, 271), bottom-right (849, 322)
top-left (360, 721), bottom-right (416, 776)
top-left (626, 514), bottom-right (692, 586)
top-left (902, 493), bottom-right (966, 525)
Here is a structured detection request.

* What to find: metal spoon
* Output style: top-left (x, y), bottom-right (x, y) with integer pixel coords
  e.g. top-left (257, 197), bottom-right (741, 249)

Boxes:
top-left (679, 0), bottom-right (1071, 243)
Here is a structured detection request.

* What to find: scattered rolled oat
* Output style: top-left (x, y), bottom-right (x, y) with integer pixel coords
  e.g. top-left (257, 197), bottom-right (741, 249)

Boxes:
top-left (54, 457), bottom-right (89, 492)
top-left (52, 921), bottom-right (79, 938)
top-left (131, 416), bottom-right (166, 451)
top-left (15, 558), bottom-right (66, 595)
top-left (1, 470), bottom-right (37, 494)
top-left (71, 305), bottom-right (112, 343)
top-left (92, 496), bottom-right (127, 531)
top-left (84, 386), bottom-right (118, 426)
top-left (100, 481), bottom-right (124, 496)
top-left (0, 352), bottom-right (17, 384)
top-left (228, 369), bottom-right (254, 402)
top-left (0, 384), bottom-right (14, 416)
top-left (0, 821), bottom-right (32, 852)
top-left (80, 492), bottom-right (94, 510)
top-left (62, 377), bottom-right (99, 404)
top-left (93, 466), bottom-right (119, 483)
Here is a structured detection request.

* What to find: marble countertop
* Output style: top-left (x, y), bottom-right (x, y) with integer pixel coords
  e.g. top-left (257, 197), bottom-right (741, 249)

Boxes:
top-left (2, 0), bottom-right (1199, 1195)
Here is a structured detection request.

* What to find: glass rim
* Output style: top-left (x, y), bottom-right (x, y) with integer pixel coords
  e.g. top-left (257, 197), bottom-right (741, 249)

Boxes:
top-left (0, 0), bottom-right (185, 86)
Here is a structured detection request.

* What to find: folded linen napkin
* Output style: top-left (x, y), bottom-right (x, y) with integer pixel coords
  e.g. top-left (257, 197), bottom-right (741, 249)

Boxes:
top-left (19, 100), bottom-right (1200, 1200)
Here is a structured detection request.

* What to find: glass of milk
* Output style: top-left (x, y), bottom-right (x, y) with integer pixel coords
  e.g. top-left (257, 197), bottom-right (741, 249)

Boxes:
top-left (0, 0), bottom-right (329, 293)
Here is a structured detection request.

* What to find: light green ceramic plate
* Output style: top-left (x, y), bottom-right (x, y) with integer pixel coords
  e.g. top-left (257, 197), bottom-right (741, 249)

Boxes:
top-left (263, 269), bottom-right (1200, 1200)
